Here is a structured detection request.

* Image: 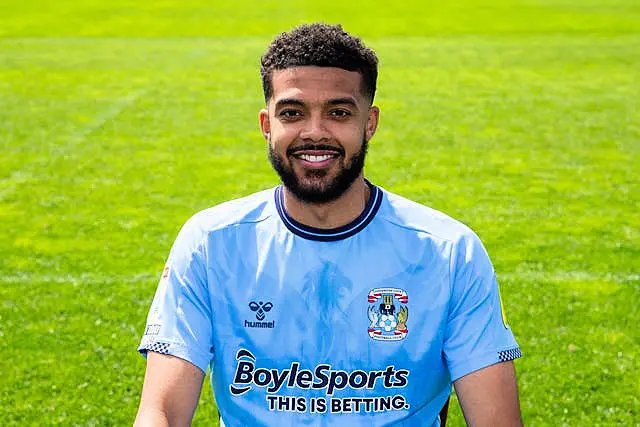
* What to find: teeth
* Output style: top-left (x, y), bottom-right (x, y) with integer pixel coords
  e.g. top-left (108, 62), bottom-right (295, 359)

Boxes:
top-left (299, 154), bottom-right (333, 162)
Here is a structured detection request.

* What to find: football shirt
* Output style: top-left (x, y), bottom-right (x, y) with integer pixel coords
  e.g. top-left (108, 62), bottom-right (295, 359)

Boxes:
top-left (139, 183), bottom-right (521, 426)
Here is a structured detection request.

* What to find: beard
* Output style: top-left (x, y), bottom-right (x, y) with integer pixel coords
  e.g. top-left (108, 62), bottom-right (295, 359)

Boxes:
top-left (268, 138), bottom-right (368, 204)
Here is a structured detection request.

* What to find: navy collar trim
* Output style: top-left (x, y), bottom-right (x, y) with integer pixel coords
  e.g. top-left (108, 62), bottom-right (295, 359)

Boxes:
top-left (274, 182), bottom-right (383, 242)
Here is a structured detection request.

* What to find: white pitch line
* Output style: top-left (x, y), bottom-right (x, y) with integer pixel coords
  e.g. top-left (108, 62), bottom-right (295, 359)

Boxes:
top-left (0, 271), bottom-right (637, 285)
top-left (0, 272), bottom-right (157, 285)
top-left (0, 44), bottom-right (206, 203)
top-left (0, 87), bottom-right (148, 202)
top-left (499, 271), bottom-right (639, 283)
top-left (70, 87), bottom-right (148, 142)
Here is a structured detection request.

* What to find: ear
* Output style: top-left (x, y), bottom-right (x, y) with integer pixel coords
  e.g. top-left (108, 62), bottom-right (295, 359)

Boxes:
top-left (259, 109), bottom-right (270, 142)
top-left (365, 105), bottom-right (380, 142)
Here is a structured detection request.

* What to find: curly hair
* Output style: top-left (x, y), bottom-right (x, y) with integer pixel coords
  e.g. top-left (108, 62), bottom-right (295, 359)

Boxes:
top-left (260, 23), bottom-right (378, 104)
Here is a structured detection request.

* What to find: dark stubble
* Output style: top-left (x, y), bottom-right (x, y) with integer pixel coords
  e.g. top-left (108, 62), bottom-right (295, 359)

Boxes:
top-left (268, 138), bottom-right (368, 204)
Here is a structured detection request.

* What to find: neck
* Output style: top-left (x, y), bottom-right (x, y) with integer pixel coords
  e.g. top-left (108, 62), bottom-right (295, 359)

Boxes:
top-left (282, 176), bottom-right (370, 229)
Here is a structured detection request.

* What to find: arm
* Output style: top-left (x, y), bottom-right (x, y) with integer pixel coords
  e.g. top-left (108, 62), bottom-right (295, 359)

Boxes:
top-left (444, 230), bottom-right (523, 424)
top-left (454, 361), bottom-right (523, 427)
top-left (134, 352), bottom-right (205, 427)
top-left (135, 214), bottom-right (214, 425)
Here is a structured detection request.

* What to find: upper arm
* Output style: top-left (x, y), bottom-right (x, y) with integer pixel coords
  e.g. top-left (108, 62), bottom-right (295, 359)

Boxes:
top-left (454, 361), bottom-right (523, 427)
top-left (136, 215), bottom-right (215, 424)
top-left (444, 231), bottom-right (521, 381)
top-left (138, 215), bottom-right (214, 373)
top-left (443, 231), bottom-right (524, 424)
top-left (135, 352), bottom-right (205, 427)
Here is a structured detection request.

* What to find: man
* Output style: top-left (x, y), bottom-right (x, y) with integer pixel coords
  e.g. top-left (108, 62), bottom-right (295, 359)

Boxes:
top-left (135, 23), bottom-right (523, 426)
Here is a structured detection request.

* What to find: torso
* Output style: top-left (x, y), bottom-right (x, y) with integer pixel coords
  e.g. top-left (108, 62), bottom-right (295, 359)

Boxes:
top-left (205, 186), bottom-right (454, 426)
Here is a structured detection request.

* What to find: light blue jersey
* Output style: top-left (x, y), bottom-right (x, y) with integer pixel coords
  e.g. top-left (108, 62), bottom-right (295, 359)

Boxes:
top-left (139, 183), bottom-right (521, 426)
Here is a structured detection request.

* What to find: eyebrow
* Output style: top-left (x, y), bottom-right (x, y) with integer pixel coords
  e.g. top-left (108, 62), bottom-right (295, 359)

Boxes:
top-left (327, 97), bottom-right (358, 108)
top-left (274, 97), bottom-right (358, 109)
top-left (274, 98), bottom-right (305, 109)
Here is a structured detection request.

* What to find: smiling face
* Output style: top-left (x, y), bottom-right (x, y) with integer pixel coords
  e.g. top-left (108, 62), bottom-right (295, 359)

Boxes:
top-left (260, 66), bottom-right (379, 204)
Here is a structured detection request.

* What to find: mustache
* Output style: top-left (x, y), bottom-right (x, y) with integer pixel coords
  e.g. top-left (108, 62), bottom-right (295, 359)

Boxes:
top-left (287, 144), bottom-right (345, 156)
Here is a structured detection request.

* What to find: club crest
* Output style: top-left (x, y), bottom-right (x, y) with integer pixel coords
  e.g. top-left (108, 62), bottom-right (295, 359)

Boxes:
top-left (367, 287), bottom-right (409, 341)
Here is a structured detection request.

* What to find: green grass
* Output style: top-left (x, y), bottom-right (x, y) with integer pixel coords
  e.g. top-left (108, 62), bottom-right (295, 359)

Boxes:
top-left (1, 0), bottom-right (639, 425)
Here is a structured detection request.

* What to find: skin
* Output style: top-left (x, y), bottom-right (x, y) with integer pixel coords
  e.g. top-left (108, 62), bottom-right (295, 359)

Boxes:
top-left (455, 361), bottom-right (524, 426)
top-left (135, 65), bottom-right (523, 426)
top-left (259, 66), bottom-right (379, 229)
top-left (134, 352), bottom-right (204, 427)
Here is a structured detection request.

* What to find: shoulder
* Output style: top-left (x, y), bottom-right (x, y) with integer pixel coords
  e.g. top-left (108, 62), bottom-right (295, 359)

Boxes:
top-left (174, 187), bottom-right (276, 247)
top-left (376, 187), bottom-right (478, 246)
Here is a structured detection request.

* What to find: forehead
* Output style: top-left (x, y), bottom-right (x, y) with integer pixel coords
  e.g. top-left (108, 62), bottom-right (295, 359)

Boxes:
top-left (270, 66), bottom-right (365, 105)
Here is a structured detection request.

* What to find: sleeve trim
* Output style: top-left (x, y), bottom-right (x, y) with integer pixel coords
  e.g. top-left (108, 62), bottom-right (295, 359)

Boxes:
top-left (138, 340), bottom-right (212, 374)
top-left (498, 347), bottom-right (522, 361)
top-left (448, 346), bottom-right (522, 382)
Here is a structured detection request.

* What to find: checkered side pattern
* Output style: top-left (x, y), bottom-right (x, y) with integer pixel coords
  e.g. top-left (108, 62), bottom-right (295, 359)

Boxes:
top-left (498, 347), bottom-right (522, 362)
top-left (142, 342), bottom-right (171, 355)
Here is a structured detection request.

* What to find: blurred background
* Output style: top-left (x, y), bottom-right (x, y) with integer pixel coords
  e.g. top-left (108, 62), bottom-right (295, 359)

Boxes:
top-left (1, 0), bottom-right (638, 425)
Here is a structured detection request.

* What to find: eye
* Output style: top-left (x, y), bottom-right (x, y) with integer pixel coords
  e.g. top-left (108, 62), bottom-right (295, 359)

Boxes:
top-left (279, 109), bottom-right (303, 120)
top-left (329, 109), bottom-right (352, 119)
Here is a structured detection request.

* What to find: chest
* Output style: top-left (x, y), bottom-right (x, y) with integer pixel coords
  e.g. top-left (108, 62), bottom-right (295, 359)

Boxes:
top-left (207, 232), bottom-right (452, 367)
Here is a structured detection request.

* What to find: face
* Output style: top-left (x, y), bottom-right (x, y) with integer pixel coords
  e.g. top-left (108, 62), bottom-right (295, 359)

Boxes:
top-left (259, 66), bottom-right (379, 204)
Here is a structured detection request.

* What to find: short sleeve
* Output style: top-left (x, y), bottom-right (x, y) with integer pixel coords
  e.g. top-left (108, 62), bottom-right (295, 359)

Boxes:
top-left (443, 231), bottom-right (521, 382)
top-left (138, 216), bottom-right (214, 373)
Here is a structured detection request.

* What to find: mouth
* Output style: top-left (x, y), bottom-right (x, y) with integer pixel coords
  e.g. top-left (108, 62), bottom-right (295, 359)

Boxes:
top-left (288, 145), bottom-right (343, 169)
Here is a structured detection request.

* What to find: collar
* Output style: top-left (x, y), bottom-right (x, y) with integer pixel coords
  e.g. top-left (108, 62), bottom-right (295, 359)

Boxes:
top-left (274, 181), bottom-right (383, 242)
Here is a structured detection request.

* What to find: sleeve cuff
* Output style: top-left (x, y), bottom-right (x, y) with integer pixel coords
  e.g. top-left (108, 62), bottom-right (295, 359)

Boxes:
top-left (448, 346), bottom-right (522, 382)
top-left (138, 340), bottom-right (212, 374)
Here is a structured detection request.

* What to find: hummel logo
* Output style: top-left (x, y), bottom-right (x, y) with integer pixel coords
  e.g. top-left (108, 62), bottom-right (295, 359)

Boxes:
top-left (245, 301), bottom-right (275, 329)
top-left (249, 301), bottom-right (273, 320)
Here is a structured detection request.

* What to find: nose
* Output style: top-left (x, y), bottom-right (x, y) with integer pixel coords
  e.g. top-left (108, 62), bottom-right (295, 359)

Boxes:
top-left (299, 113), bottom-right (330, 142)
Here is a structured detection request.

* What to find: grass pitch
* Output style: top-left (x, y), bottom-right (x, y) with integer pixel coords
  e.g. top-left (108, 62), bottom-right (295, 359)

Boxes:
top-left (1, 1), bottom-right (639, 425)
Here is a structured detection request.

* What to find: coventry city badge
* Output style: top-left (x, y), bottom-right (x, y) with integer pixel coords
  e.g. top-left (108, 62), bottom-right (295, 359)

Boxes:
top-left (367, 287), bottom-right (409, 341)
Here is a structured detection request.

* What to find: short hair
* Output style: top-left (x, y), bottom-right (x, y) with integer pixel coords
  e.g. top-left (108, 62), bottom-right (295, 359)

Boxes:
top-left (260, 23), bottom-right (378, 104)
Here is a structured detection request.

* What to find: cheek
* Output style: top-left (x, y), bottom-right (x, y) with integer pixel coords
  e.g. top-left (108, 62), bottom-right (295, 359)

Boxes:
top-left (269, 124), bottom-right (298, 151)
top-left (335, 127), bottom-right (366, 149)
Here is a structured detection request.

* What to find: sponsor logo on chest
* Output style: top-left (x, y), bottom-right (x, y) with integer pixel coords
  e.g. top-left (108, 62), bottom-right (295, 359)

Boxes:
top-left (229, 349), bottom-right (411, 415)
